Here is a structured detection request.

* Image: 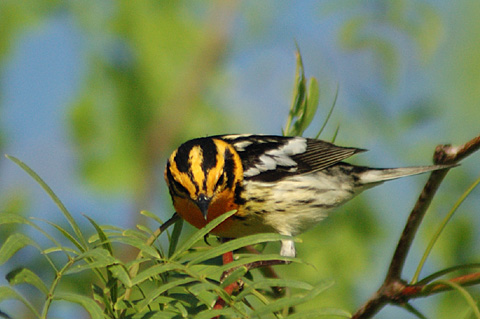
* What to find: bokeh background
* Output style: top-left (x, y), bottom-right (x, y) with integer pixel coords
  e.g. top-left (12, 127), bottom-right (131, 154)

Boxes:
top-left (0, 1), bottom-right (479, 318)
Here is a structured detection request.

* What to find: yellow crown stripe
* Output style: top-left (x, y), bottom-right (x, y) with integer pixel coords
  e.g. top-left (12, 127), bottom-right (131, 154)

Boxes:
top-left (167, 150), bottom-right (198, 199)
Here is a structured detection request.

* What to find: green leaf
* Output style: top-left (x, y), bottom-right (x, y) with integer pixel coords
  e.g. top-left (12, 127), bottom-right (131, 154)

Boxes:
top-left (169, 209), bottom-right (238, 260)
top-left (284, 46), bottom-right (307, 136)
top-left (108, 264), bottom-right (132, 287)
top-left (5, 155), bottom-right (88, 249)
top-left (412, 174), bottom-right (480, 284)
top-left (66, 248), bottom-right (119, 274)
top-left (196, 308), bottom-right (239, 319)
top-left (220, 266), bottom-right (248, 289)
top-left (426, 280), bottom-right (480, 318)
top-left (291, 47), bottom-right (306, 115)
top-left (286, 308), bottom-right (351, 318)
top-left (303, 77), bottom-right (320, 130)
top-left (315, 84), bottom-right (338, 139)
top-left (168, 218), bottom-right (183, 258)
top-left (187, 282), bottom-right (217, 306)
top-left (6, 267), bottom-right (49, 295)
top-left (140, 210), bottom-right (165, 225)
top-left (54, 292), bottom-right (105, 319)
top-left (0, 213), bottom-right (70, 259)
top-left (0, 233), bottom-right (37, 266)
top-left (31, 217), bottom-right (84, 253)
top-left (137, 277), bottom-right (197, 312)
top-left (131, 262), bottom-right (187, 286)
top-left (417, 263), bottom-right (480, 286)
top-left (250, 279), bottom-right (334, 317)
top-left (107, 236), bottom-right (160, 259)
top-left (84, 215), bottom-right (113, 254)
top-left (123, 228), bottom-right (149, 241)
top-left (186, 233), bottom-right (297, 265)
top-left (0, 212), bottom-right (30, 225)
top-left (204, 253), bottom-right (301, 277)
top-left (0, 286), bottom-right (40, 318)
top-left (92, 283), bottom-right (115, 318)
top-left (236, 278), bottom-right (314, 301)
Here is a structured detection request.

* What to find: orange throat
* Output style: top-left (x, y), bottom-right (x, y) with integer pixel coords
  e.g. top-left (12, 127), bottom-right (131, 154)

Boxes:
top-left (173, 189), bottom-right (239, 237)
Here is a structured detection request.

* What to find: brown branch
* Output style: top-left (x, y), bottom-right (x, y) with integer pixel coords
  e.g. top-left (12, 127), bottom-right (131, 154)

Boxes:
top-left (352, 134), bottom-right (480, 319)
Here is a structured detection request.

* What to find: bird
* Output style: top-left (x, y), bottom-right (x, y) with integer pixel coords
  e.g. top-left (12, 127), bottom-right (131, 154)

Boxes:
top-left (164, 134), bottom-right (450, 258)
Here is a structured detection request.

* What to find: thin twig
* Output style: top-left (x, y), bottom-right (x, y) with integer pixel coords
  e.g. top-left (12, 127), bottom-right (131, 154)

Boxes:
top-left (352, 134), bottom-right (480, 319)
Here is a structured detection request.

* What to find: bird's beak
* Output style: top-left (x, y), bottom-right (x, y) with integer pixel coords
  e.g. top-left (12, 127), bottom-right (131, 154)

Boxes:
top-left (195, 194), bottom-right (211, 220)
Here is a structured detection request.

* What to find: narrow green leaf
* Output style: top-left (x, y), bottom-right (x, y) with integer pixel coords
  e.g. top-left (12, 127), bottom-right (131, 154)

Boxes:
top-left (284, 46), bottom-right (307, 136)
top-left (84, 215), bottom-right (113, 254)
top-left (186, 233), bottom-right (298, 265)
top-left (92, 283), bottom-right (114, 316)
top-left (140, 210), bottom-right (165, 225)
top-left (66, 248), bottom-right (118, 275)
top-left (315, 84), bottom-right (338, 139)
top-left (0, 233), bottom-right (37, 266)
top-left (107, 236), bottom-right (160, 259)
top-left (0, 286), bottom-right (40, 318)
top-left (131, 262), bottom-right (187, 286)
top-left (6, 268), bottom-right (49, 295)
top-left (220, 266), bottom-right (248, 289)
top-left (169, 209), bottom-right (238, 260)
top-left (331, 124), bottom-right (340, 143)
top-left (286, 308), bottom-right (351, 318)
top-left (42, 246), bottom-right (78, 255)
top-left (402, 303), bottom-right (428, 319)
top-left (0, 212), bottom-right (30, 225)
top-left (123, 229), bottom-right (149, 241)
top-left (204, 253), bottom-right (301, 277)
top-left (187, 282), bottom-right (217, 305)
top-left (168, 218), bottom-right (183, 258)
top-left (427, 280), bottom-right (480, 318)
top-left (131, 310), bottom-right (180, 319)
top-left (0, 213), bottom-right (71, 260)
top-left (302, 77), bottom-right (320, 131)
top-left (54, 292), bottom-right (105, 319)
top-left (137, 277), bottom-right (197, 312)
top-left (31, 217), bottom-right (83, 253)
top-left (417, 263), bottom-right (480, 285)
top-left (5, 155), bottom-right (88, 249)
top-left (236, 278), bottom-right (314, 300)
top-left (136, 224), bottom-right (154, 237)
top-left (412, 175), bottom-right (480, 284)
top-left (250, 279), bottom-right (334, 317)
top-left (108, 264), bottom-right (132, 287)
top-left (196, 308), bottom-right (239, 319)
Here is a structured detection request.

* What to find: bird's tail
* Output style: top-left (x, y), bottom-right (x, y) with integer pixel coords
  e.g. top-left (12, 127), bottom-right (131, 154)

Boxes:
top-left (357, 164), bottom-right (454, 185)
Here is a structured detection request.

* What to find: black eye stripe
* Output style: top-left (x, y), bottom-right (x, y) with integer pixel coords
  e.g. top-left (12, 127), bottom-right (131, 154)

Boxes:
top-left (224, 147), bottom-right (236, 188)
top-left (173, 177), bottom-right (189, 195)
top-left (166, 164), bottom-right (190, 196)
top-left (215, 174), bottom-right (225, 189)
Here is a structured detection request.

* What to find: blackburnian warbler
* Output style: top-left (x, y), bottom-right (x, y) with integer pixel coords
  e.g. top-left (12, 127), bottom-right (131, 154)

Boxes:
top-left (164, 134), bottom-right (449, 257)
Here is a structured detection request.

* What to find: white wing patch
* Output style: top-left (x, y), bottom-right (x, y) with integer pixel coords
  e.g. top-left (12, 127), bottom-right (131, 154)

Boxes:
top-left (232, 140), bottom-right (253, 151)
top-left (244, 137), bottom-right (307, 177)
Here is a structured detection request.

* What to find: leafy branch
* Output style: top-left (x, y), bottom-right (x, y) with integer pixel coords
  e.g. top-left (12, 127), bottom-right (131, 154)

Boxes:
top-left (352, 134), bottom-right (480, 319)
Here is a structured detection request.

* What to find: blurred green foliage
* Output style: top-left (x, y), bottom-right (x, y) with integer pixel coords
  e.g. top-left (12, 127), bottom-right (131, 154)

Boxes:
top-left (1, 1), bottom-right (479, 319)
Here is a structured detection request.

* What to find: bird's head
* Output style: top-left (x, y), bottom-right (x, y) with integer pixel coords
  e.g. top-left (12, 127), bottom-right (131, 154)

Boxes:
top-left (164, 137), bottom-right (244, 229)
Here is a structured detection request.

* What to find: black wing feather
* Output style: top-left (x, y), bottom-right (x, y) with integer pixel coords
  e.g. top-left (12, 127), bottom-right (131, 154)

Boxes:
top-left (217, 134), bottom-right (365, 182)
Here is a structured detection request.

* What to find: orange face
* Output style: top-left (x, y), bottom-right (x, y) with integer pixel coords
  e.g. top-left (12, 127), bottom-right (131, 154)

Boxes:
top-left (173, 189), bottom-right (239, 236)
top-left (165, 138), bottom-right (245, 237)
